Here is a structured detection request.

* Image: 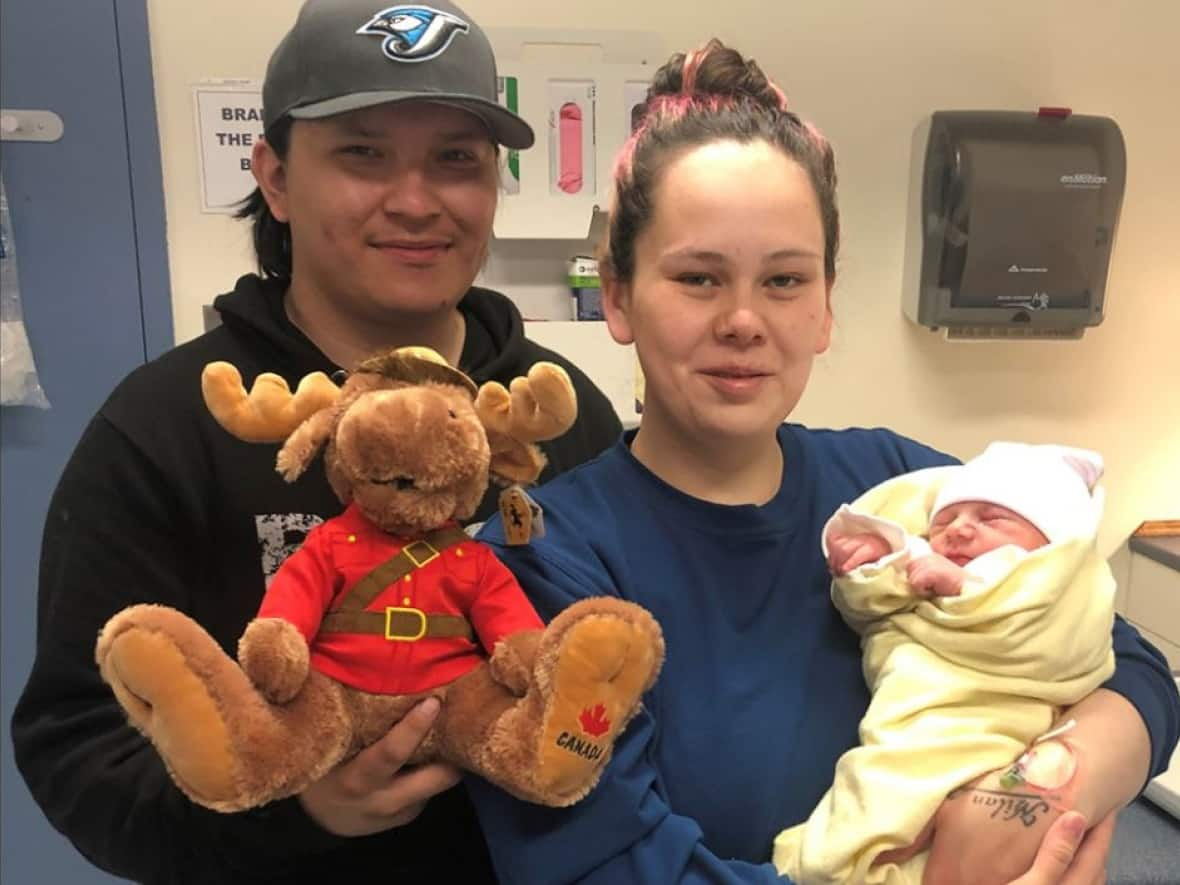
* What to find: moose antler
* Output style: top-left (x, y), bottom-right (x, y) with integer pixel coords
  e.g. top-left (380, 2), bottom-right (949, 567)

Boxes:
top-left (476, 363), bottom-right (576, 443)
top-left (201, 362), bottom-right (341, 443)
top-left (477, 362), bottom-right (577, 486)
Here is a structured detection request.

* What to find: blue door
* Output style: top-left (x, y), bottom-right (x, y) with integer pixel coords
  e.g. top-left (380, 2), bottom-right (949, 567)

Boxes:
top-left (1, 1), bottom-right (172, 881)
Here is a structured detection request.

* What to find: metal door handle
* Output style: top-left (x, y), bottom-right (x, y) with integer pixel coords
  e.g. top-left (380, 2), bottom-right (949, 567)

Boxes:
top-left (0, 109), bottom-right (64, 143)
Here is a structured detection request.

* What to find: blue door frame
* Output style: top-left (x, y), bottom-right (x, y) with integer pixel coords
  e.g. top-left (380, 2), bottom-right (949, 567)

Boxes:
top-left (2, 1), bottom-right (172, 881)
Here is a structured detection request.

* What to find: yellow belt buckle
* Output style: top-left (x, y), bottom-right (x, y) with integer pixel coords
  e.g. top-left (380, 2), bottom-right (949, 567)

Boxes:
top-left (385, 606), bottom-right (427, 641)
top-left (403, 541), bottom-right (439, 568)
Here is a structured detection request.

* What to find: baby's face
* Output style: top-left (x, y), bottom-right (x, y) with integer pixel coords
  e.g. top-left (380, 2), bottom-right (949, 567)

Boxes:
top-left (928, 501), bottom-right (1049, 565)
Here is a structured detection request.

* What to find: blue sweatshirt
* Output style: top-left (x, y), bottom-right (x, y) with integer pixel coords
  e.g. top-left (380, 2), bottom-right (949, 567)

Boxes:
top-left (469, 426), bottom-right (1180, 884)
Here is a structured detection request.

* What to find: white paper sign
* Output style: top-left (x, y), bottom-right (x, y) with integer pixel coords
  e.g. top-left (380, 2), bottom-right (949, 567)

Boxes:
top-left (193, 81), bottom-right (264, 214)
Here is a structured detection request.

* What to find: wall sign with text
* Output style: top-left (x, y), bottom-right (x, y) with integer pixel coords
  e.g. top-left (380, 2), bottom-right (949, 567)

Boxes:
top-left (193, 81), bottom-right (264, 214)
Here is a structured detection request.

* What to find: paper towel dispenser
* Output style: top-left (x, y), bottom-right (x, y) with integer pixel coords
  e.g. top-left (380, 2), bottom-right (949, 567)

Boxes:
top-left (906, 110), bottom-right (1125, 339)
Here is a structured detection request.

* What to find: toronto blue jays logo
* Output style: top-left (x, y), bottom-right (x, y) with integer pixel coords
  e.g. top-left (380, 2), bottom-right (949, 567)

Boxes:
top-left (357, 5), bottom-right (469, 63)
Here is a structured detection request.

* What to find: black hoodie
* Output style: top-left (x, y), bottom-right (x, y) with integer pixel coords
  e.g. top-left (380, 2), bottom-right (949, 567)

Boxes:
top-left (11, 276), bottom-right (621, 884)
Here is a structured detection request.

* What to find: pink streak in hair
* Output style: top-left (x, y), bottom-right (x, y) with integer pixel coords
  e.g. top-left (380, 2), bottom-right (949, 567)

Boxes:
top-left (613, 131), bottom-right (640, 183)
top-left (613, 93), bottom-right (723, 182)
top-left (803, 119), bottom-right (830, 152)
top-left (680, 46), bottom-right (709, 94)
top-left (769, 82), bottom-right (790, 111)
top-left (648, 93), bottom-right (715, 117)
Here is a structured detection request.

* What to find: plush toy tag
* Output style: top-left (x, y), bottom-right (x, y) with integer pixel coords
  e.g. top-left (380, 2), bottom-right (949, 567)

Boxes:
top-left (499, 485), bottom-right (545, 546)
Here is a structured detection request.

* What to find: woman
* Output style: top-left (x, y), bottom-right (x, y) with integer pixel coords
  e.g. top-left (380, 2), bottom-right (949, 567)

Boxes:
top-left (467, 40), bottom-right (1179, 884)
top-left (10, 1), bottom-right (620, 882)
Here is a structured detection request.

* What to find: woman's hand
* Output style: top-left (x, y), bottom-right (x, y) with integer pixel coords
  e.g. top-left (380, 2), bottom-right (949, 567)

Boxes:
top-left (879, 805), bottom-right (1115, 885)
top-left (906, 687), bottom-right (1146, 884)
top-left (918, 768), bottom-right (1069, 885)
top-left (297, 698), bottom-right (462, 836)
top-left (1009, 811), bottom-right (1116, 885)
top-left (908, 759), bottom-right (1117, 885)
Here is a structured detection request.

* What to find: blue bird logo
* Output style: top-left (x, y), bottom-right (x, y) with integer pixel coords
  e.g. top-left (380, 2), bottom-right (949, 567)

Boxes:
top-left (357, 5), bottom-right (470, 63)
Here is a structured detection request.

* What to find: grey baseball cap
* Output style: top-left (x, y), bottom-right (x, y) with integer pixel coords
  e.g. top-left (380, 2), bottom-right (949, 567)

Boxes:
top-left (263, 0), bottom-right (534, 149)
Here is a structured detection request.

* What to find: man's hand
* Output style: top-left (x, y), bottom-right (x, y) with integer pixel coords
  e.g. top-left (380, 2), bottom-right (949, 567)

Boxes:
top-left (298, 698), bottom-right (462, 836)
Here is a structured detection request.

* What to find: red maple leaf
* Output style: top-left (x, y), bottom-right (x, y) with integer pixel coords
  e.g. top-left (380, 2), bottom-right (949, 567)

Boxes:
top-left (579, 703), bottom-right (611, 738)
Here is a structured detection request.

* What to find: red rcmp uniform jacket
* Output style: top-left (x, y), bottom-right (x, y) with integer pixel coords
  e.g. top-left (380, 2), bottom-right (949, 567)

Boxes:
top-left (257, 503), bottom-right (544, 695)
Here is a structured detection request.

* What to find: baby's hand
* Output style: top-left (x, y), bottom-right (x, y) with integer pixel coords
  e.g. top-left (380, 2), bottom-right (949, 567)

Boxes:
top-left (827, 532), bottom-right (893, 575)
top-left (906, 554), bottom-right (965, 598)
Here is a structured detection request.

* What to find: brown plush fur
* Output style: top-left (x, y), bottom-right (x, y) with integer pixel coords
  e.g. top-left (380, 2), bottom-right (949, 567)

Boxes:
top-left (440, 596), bottom-right (664, 806)
top-left (238, 618), bottom-right (311, 704)
top-left (95, 348), bottom-right (665, 812)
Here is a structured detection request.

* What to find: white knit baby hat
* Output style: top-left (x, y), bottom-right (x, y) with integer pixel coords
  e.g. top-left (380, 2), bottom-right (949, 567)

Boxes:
top-left (930, 442), bottom-right (1105, 543)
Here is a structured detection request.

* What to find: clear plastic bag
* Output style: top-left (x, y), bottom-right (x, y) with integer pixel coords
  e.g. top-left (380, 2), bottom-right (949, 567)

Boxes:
top-left (1, 177), bottom-right (50, 408)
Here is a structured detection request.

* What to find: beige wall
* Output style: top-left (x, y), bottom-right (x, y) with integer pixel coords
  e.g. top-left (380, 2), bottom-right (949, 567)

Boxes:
top-left (146, 0), bottom-right (1180, 553)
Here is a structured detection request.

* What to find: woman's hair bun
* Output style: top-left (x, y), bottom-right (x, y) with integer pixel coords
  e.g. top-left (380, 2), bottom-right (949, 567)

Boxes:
top-left (647, 39), bottom-right (787, 113)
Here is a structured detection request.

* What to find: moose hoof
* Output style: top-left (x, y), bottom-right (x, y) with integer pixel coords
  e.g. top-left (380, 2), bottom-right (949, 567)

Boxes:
top-left (99, 626), bottom-right (239, 804)
top-left (534, 613), bottom-right (660, 801)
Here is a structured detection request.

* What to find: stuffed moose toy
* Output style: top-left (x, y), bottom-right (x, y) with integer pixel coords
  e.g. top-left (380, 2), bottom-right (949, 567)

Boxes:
top-left (95, 346), bottom-right (664, 811)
